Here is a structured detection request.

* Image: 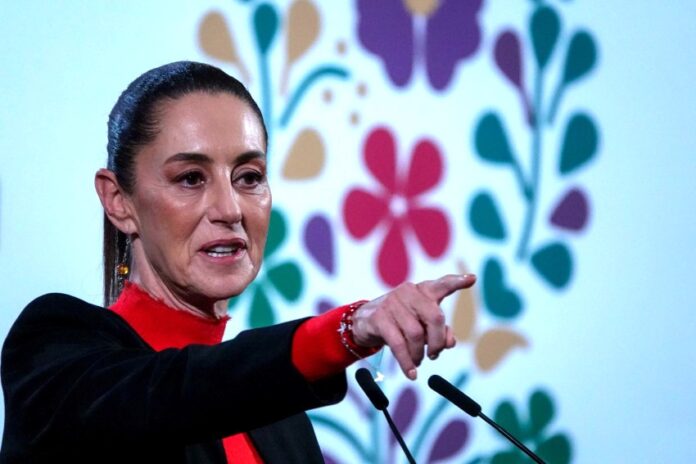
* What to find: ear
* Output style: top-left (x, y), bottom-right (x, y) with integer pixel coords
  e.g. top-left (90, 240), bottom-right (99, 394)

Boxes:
top-left (94, 168), bottom-right (138, 235)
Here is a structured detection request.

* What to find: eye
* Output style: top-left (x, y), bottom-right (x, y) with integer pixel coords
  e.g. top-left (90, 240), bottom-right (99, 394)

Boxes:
top-left (176, 171), bottom-right (205, 187)
top-left (234, 170), bottom-right (265, 188)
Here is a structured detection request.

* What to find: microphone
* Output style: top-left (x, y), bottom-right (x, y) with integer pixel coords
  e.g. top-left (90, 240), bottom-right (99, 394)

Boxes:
top-left (355, 368), bottom-right (417, 464)
top-left (428, 375), bottom-right (546, 464)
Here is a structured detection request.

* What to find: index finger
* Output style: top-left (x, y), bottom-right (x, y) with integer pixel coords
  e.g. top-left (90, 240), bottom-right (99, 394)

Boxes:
top-left (418, 274), bottom-right (476, 303)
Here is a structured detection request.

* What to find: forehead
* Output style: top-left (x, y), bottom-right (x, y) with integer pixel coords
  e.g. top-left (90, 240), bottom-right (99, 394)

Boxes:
top-left (151, 92), bottom-right (266, 156)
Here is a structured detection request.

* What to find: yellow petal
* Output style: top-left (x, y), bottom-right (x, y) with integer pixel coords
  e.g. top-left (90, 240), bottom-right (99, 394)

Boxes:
top-left (452, 259), bottom-right (477, 341)
top-left (282, 128), bottom-right (325, 179)
top-left (452, 284), bottom-right (477, 342)
top-left (474, 329), bottom-right (528, 372)
top-left (286, 0), bottom-right (320, 65)
top-left (198, 11), bottom-right (249, 82)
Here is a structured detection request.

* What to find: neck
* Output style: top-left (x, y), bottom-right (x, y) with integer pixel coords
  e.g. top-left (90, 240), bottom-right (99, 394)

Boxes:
top-left (128, 244), bottom-right (229, 320)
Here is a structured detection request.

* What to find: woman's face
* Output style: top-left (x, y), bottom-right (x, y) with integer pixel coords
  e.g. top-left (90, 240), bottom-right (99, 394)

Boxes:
top-left (126, 92), bottom-right (270, 309)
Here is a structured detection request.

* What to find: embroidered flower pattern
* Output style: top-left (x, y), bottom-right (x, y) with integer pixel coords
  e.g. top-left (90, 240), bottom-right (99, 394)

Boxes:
top-left (356, 0), bottom-right (483, 90)
top-left (342, 127), bottom-right (450, 287)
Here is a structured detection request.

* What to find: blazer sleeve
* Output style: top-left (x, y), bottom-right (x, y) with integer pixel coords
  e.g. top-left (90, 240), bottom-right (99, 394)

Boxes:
top-left (0, 293), bottom-right (347, 455)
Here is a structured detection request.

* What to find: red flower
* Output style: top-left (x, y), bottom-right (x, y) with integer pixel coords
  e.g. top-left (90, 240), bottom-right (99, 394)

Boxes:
top-left (343, 127), bottom-right (450, 287)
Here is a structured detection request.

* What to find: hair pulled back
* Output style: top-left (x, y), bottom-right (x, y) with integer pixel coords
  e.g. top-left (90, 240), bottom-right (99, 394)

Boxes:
top-left (103, 61), bottom-right (266, 306)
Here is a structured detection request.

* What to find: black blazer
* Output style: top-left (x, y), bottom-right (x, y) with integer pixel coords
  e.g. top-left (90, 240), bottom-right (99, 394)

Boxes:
top-left (0, 293), bottom-right (347, 463)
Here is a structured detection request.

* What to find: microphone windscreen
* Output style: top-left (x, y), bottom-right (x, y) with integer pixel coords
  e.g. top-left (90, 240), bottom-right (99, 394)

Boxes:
top-left (428, 375), bottom-right (481, 417)
top-left (355, 368), bottom-right (389, 410)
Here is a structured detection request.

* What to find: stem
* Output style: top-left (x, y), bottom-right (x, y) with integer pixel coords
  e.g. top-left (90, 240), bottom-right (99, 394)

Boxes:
top-left (516, 67), bottom-right (544, 260)
top-left (279, 65), bottom-right (350, 127)
top-left (547, 81), bottom-right (564, 124)
top-left (259, 50), bottom-right (273, 154)
top-left (309, 413), bottom-right (372, 462)
top-left (510, 154), bottom-right (532, 202)
top-left (411, 370), bottom-right (469, 460)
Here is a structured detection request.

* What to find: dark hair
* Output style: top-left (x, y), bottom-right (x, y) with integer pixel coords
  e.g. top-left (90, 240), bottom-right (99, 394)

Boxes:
top-left (103, 61), bottom-right (267, 306)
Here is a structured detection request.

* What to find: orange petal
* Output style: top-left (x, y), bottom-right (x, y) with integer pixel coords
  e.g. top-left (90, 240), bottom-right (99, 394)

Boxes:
top-left (286, 0), bottom-right (320, 64)
top-left (198, 11), bottom-right (249, 82)
top-left (474, 329), bottom-right (528, 372)
top-left (282, 128), bottom-right (325, 179)
top-left (451, 282), bottom-right (477, 342)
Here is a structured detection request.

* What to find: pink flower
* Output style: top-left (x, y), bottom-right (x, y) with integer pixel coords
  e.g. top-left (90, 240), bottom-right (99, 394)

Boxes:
top-left (343, 127), bottom-right (450, 287)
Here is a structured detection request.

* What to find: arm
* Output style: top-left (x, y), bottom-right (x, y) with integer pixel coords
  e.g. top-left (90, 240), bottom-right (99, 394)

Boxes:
top-left (1, 293), bottom-right (346, 454)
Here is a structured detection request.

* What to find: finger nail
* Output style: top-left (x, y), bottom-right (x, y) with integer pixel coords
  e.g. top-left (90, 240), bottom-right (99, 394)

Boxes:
top-left (429, 353), bottom-right (438, 360)
top-left (408, 368), bottom-right (417, 380)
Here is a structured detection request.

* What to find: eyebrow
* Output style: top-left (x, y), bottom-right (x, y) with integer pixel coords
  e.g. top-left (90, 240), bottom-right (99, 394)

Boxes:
top-left (165, 151), bottom-right (266, 166)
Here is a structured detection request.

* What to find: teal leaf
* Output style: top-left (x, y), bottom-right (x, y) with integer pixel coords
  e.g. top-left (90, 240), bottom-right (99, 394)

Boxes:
top-left (537, 433), bottom-right (572, 464)
top-left (469, 191), bottom-right (507, 240)
top-left (253, 3), bottom-right (279, 55)
top-left (265, 208), bottom-right (287, 259)
top-left (491, 450), bottom-right (524, 464)
top-left (482, 257), bottom-right (523, 319)
top-left (561, 31), bottom-right (597, 86)
top-left (531, 242), bottom-right (573, 289)
top-left (494, 400), bottom-right (523, 440)
top-left (249, 285), bottom-right (275, 327)
top-left (559, 112), bottom-right (598, 175)
top-left (530, 6), bottom-right (561, 70)
top-left (267, 261), bottom-right (303, 302)
top-left (528, 389), bottom-right (555, 437)
top-left (227, 294), bottom-right (241, 311)
top-left (475, 112), bottom-right (514, 164)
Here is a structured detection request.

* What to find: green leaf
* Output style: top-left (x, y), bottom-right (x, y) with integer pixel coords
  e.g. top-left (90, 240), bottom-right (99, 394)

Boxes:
top-left (469, 191), bottom-right (507, 240)
top-left (494, 401), bottom-right (523, 440)
top-left (249, 285), bottom-right (275, 327)
top-left (537, 433), bottom-right (572, 464)
top-left (475, 112), bottom-right (514, 164)
top-left (253, 3), bottom-right (279, 55)
top-left (264, 208), bottom-right (287, 259)
top-left (267, 261), bottom-right (303, 302)
top-left (528, 389), bottom-right (555, 437)
top-left (482, 258), bottom-right (523, 319)
top-left (491, 450), bottom-right (524, 464)
top-left (561, 31), bottom-right (597, 86)
top-left (559, 112), bottom-right (598, 175)
top-left (530, 6), bottom-right (561, 70)
top-left (227, 294), bottom-right (241, 311)
top-left (531, 242), bottom-right (573, 289)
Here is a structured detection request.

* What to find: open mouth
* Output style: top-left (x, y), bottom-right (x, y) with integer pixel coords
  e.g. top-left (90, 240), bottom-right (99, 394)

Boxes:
top-left (202, 240), bottom-right (246, 258)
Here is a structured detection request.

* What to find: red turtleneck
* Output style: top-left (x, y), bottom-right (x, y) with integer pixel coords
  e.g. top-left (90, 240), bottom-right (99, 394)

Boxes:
top-left (110, 281), bottom-right (374, 463)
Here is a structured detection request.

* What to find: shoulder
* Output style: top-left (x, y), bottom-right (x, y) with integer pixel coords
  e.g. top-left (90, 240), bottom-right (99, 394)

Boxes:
top-left (2, 293), bottom-right (142, 355)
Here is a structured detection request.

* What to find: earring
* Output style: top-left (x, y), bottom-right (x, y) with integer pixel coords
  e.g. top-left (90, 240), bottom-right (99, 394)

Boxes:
top-left (116, 235), bottom-right (131, 290)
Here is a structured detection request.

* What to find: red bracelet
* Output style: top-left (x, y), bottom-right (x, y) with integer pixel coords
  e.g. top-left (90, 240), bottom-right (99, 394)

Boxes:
top-left (337, 300), bottom-right (370, 359)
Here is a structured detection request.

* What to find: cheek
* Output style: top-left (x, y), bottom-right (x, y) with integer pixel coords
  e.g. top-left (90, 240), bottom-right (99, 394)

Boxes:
top-left (136, 193), bottom-right (202, 253)
top-left (248, 194), bottom-right (272, 250)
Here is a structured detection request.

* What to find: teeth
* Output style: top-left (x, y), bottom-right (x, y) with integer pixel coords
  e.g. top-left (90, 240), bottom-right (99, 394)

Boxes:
top-left (209, 245), bottom-right (235, 253)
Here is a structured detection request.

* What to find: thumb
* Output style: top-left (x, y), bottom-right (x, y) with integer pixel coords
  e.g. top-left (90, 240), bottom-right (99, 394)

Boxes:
top-left (419, 274), bottom-right (476, 303)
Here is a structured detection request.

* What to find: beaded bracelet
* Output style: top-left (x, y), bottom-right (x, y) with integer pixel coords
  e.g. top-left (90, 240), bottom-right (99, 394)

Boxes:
top-left (337, 300), bottom-right (369, 360)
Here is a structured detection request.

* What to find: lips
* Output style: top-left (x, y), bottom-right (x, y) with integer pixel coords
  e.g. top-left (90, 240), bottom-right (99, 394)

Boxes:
top-left (200, 238), bottom-right (246, 258)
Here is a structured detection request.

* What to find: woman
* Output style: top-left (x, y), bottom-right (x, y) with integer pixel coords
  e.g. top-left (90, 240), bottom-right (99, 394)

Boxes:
top-left (0, 62), bottom-right (475, 463)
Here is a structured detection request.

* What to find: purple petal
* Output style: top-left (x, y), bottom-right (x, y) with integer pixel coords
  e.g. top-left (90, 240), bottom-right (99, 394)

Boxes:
top-left (494, 30), bottom-right (523, 89)
top-left (390, 386), bottom-right (419, 447)
top-left (304, 214), bottom-right (335, 274)
top-left (550, 187), bottom-right (590, 231)
top-left (322, 451), bottom-right (341, 464)
top-left (426, 419), bottom-right (471, 462)
top-left (425, 0), bottom-right (483, 90)
top-left (315, 298), bottom-right (336, 315)
top-left (357, 0), bottom-right (414, 87)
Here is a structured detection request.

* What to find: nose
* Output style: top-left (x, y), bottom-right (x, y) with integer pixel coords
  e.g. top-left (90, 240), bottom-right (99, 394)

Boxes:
top-left (207, 175), bottom-right (242, 226)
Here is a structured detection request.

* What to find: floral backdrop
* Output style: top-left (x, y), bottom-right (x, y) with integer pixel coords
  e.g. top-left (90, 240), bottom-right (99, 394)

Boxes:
top-left (197, 0), bottom-right (598, 462)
